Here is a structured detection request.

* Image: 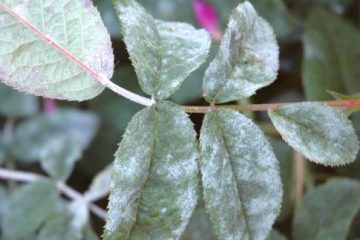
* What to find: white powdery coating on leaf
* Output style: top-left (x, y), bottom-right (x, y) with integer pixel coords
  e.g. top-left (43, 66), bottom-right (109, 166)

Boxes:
top-left (115, 0), bottom-right (211, 100)
top-left (203, 1), bottom-right (279, 104)
top-left (269, 102), bottom-right (360, 166)
top-left (0, 0), bottom-right (113, 101)
top-left (200, 109), bottom-right (282, 240)
top-left (106, 102), bottom-right (199, 240)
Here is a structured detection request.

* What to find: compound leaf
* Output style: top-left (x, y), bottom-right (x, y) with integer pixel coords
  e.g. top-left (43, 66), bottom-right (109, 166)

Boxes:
top-left (200, 109), bottom-right (282, 240)
top-left (203, 1), bottom-right (279, 104)
top-left (2, 180), bottom-right (58, 239)
top-left (0, 0), bottom-right (114, 101)
top-left (105, 101), bottom-right (199, 240)
top-left (269, 103), bottom-right (360, 166)
top-left (293, 179), bottom-right (360, 240)
top-left (0, 83), bottom-right (38, 118)
top-left (113, 0), bottom-right (211, 100)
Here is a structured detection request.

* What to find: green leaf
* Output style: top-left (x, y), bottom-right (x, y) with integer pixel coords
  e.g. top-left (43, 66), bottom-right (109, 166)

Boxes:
top-left (293, 179), bottom-right (360, 240)
top-left (269, 103), bottom-right (360, 166)
top-left (84, 165), bottom-right (112, 202)
top-left (12, 109), bottom-right (99, 163)
top-left (203, 1), bottom-right (279, 104)
top-left (0, 186), bottom-right (7, 222)
top-left (181, 206), bottom-right (216, 240)
top-left (0, 83), bottom-right (38, 118)
top-left (0, 0), bottom-right (114, 101)
top-left (113, 0), bottom-right (211, 100)
top-left (2, 180), bottom-right (59, 239)
top-left (267, 230), bottom-right (287, 240)
top-left (105, 101), bottom-right (199, 240)
top-left (40, 137), bottom-right (82, 180)
top-left (199, 109), bottom-right (282, 240)
top-left (328, 91), bottom-right (360, 114)
top-left (303, 8), bottom-right (360, 101)
top-left (37, 213), bottom-right (79, 240)
top-left (94, 0), bottom-right (122, 39)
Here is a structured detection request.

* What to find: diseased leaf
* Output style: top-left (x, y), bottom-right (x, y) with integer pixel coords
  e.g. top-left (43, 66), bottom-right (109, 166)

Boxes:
top-left (84, 165), bottom-right (112, 202)
top-left (0, 0), bottom-right (114, 101)
top-left (2, 180), bottom-right (59, 239)
top-left (269, 103), bottom-right (360, 166)
top-left (12, 109), bottom-right (99, 163)
top-left (40, 136), bottom-right (82, 180)
top-left (113, 0), bottom-right (211, 100)
top-left (267, 230), bottom-right (287, 240)
top-left (200, 109), bottom-right (282, 240)
top-left (293, 179), bottom-right (360, 240)
top-left (105, 101), bottom-right (199, 240)
top-left (203, 1), bottom-right (279, 104)
top-left (0, 83), bottom-right (38, 118)
top-left (303, 8), bottom-right (360, 101)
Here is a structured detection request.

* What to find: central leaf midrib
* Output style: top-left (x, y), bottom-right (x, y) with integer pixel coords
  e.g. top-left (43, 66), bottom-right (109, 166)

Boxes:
top-left (214, 111), bottom-right (252, 239)
top-left (127, 106), bottom-right (159, 238)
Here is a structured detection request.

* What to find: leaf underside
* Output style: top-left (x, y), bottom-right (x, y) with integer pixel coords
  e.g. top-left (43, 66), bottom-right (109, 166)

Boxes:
top-left (269, 103), bottom-right (360, 166)
top-left (200, 109), bottom-right (282, 240)
top-left (0, 0), bottom-right (114, 101)
top-left (113, 0), bottom-right (211, 100)
top-left (203, 1), bottom-right (279, 104)
top-left (105, 101), bottom-right (199, 240)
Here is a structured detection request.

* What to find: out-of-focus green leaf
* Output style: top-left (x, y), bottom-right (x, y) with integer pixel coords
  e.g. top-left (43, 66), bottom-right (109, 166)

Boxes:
top-left (37, 213), bottom-right (78, 240)
top-left (40, 137), bottom-right (82, 181)
top-left (0, 83), bottom-right (38, 118)
top-left (303, 8), bottom-right (360, 101)
top-left (84, 165), bottom-right (112, 202)
top-left (2, 180), bottom-right (58, 239)
top-left (271, 139), bottom-right (294, 221)
top-left (94, 0), bottom-right (122, 39)
top-left (0, 140), bottom-right (5, 166)
top-left (113, 0), bottom-right (211, 100)
top-left (203, 1), bottom-right (279, 103)
top-left (295, 0), bottom-right (353, 16)
top-left (83, 226), bottom-right (99, 240)
top-left (105, 101), bottom-right (199, 240)
top-left (267, 230), bottom-right (287, 240)
top-left (12, 109), bottom-right (99, 163)
top-left (200, 109), bottom-right (282, 240)
top-left (0, 186), bottom-right (6, 223)
top-left (269, 103), bottom-right (360, 166)
top-left (69, 200), bottom-right (89, 235)
top-left (0, 0), bottom-right (114, 101)
top-left (293, 179), bottom-right (360, 240)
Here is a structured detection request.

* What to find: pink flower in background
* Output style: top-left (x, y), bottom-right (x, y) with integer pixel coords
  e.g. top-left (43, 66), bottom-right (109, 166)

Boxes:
top-left (43, 99), bottom-right (57, 113)
top-left (193, 0), bottom-right (222, 41)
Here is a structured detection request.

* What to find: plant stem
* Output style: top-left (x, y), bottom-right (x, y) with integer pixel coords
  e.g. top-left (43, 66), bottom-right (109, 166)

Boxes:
top-left (0, 168), bottom-right (107, 220)
top-left (0, 1), bottom-right (153, 107)
top-left (183, 100), bottom-right (360, 113)
top-left (294, 151), bottom-right (305, 208)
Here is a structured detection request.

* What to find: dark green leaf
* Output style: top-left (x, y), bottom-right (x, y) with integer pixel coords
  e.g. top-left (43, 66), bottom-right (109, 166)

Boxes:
top-left (2, 180), bottom-right (58, 239)
top-left (105, 101), bottom-right (199, 239)
top-left (269, 103), bottom-right (360, 166)
top-left (0, 83), bottom-right (38, 118)
top-left (267, 230), bottom-right (287, 240)
top-left (293, 179), bottom-right (360, 240)
top-left (203, 1), bottom-right (279, 103)
top-left (12, 109), bottom-right (99, 163)
top-left (303, 8), bottom-right (360, 101)
top-left (113, 0), bottom-right (211, 100)
top-left (200, 109), bottom-right (282, 239)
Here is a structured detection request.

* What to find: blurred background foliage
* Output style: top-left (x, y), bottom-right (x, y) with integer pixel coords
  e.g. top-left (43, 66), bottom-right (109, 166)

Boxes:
top-left (1, 0), bottom-right (360, 239)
